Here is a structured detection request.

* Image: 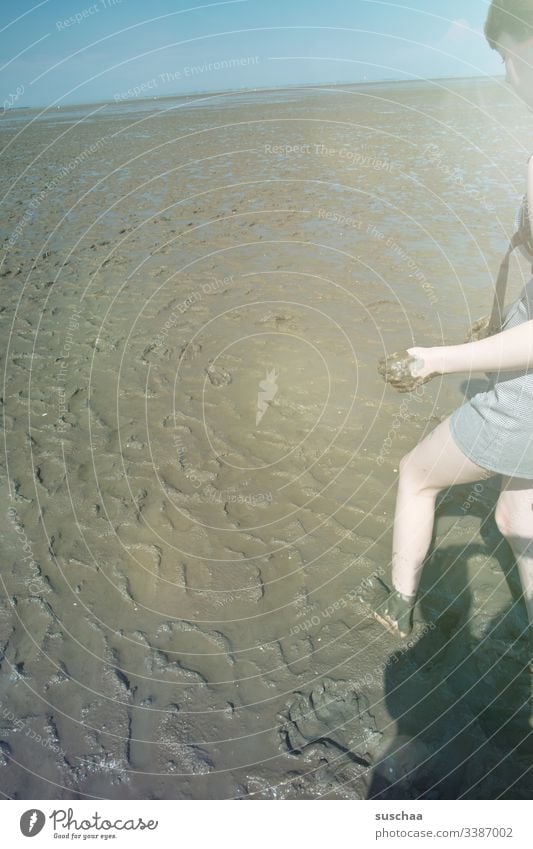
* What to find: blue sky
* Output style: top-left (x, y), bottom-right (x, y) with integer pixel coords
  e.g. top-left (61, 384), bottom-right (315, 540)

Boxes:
top-left (1, 0), bottom-right (502, 107)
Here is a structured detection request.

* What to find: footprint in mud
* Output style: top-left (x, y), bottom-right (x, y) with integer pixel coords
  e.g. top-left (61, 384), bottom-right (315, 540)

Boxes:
top-left (206, 364), bottom-right (232, 386)
top-left (256, 310), bottom-right (302, 332)
top-left (179, 341), bottom-right (202, 362)
top-left (278, 677), bottom-right (379, 763)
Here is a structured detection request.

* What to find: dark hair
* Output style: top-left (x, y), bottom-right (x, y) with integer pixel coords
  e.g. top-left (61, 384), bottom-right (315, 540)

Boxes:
top-left (485, 0), bottom-right (533, 49)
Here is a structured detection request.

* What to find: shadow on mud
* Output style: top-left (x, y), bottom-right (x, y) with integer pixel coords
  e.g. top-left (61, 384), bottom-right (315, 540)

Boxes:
top-left (366, 479), bottom-right (532, 799)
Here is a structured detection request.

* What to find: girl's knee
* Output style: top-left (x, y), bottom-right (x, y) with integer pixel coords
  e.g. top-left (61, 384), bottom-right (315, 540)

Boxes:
top-left (494, 500), bottom-right (511, 538)
top-left (398, 451), bottom-right (412, 474)
top-left (398, 451), bottom-right (418, 486)
top-left (398, 451), bottom-right (440, 495)
top-left (495, 495), bottom-right (532, 540)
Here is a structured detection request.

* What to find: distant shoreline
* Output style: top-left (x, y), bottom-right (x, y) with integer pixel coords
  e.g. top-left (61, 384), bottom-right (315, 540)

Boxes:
top-left (7, 73), bottom-right (506, 114)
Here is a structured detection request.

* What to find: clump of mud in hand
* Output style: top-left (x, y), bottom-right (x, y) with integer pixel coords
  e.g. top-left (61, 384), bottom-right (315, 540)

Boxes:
top-left (378, 350), bottom-right (438, 393)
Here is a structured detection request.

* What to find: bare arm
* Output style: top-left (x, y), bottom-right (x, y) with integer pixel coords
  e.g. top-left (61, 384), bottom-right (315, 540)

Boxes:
top-left (408, 319), bottom-right (533, 378)
top-left (407, 159), bottom-right (533, 382)
top-left (410, 155), bottom-right (533, 380)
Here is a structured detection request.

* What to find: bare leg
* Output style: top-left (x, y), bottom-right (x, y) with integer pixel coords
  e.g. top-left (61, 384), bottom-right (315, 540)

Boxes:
top-left (495, 476), bottom-right (533, 669)
top-left (391, 415), bottom-right (495, 598)
top-left (365, 415), bottom-right (496, 636)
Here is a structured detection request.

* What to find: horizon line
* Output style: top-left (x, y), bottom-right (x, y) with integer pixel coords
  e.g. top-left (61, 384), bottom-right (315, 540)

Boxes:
top-left (8, 72), bottom-right (505, 112)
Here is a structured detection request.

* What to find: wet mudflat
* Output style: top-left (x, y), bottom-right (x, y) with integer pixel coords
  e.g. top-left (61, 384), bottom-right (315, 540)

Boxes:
top-left (0, 77), bottom-right (532, 798)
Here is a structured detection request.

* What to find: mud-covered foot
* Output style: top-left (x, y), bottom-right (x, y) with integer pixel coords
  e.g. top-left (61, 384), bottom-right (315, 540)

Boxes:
top-left (357, 576), bottom-right (416, 638)
top-left (377, 350), bottom-right (438, 393)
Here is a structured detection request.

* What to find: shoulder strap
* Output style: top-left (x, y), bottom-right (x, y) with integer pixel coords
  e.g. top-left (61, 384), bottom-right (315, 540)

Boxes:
top-left (486, 229), bottom-right (523, 336)
top-left (486, 195), bottom-right (532, 336)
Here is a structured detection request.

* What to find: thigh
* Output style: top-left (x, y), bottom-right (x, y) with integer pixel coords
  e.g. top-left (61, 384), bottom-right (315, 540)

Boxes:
top-left (401, 413), bottom-right (497, 493)
top-left (498, 475), bottom-right (533, 531)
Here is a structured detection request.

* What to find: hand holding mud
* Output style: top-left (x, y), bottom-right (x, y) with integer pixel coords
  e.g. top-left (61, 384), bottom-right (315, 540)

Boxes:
top-left (377, 345), bottom-right (441, 393)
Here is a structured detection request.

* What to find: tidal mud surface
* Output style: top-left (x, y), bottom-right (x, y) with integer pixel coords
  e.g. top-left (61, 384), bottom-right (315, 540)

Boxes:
top-left (0, 78), bottom-right (532, 798)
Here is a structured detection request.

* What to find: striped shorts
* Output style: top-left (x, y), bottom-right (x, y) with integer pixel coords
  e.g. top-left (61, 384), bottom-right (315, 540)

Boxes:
top-left (449, 277), bottom-right (533, 479)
